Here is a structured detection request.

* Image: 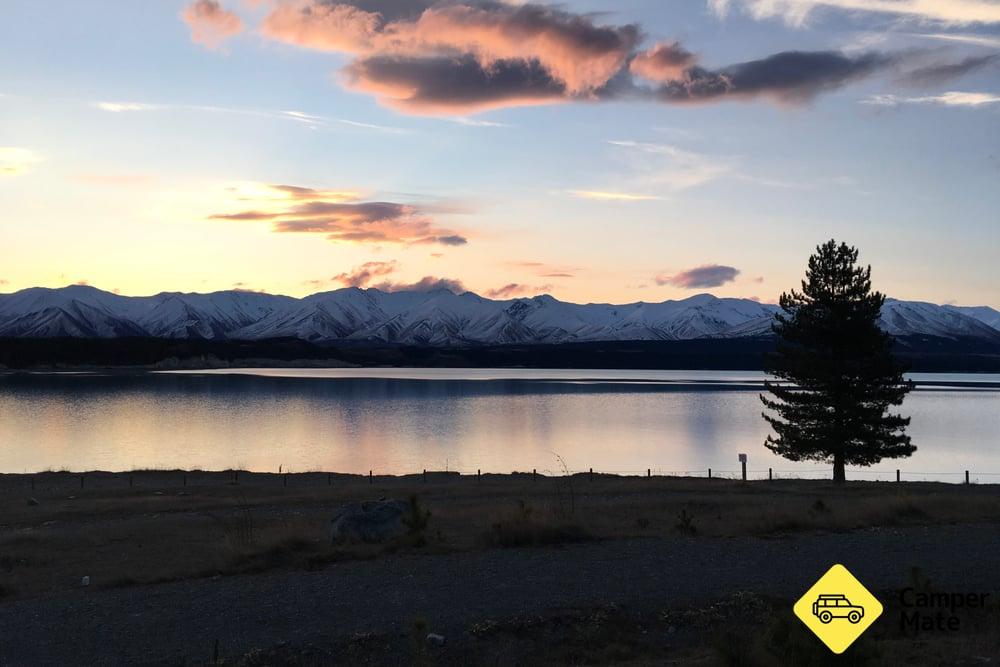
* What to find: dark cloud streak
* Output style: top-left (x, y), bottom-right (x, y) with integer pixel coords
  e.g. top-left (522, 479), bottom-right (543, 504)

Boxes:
top-left (656, 265), bottom-right (740, 289)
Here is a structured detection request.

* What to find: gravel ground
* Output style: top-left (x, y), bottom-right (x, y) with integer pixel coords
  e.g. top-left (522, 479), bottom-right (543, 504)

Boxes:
top-left (1, 524), bottom-right (998, 666)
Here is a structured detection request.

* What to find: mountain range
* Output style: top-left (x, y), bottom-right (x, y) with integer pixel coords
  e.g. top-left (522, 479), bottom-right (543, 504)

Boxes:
top-left (1, 285), bottom-right (998, 347)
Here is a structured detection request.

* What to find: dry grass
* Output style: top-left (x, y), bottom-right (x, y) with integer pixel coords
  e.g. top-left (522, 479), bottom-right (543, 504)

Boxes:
top-left (1, 470), bottom-right (999, 601)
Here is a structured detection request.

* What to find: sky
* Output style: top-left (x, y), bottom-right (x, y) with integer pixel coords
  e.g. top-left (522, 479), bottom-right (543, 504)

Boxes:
top-left (1, 0), bottom-right (998, 307)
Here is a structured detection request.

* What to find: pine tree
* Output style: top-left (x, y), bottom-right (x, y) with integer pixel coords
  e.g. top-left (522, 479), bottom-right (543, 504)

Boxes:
top-left (761, 240), bottom-right (914, 483)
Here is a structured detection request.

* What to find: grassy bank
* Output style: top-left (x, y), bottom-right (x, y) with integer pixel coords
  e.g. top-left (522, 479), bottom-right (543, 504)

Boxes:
top-left (2, 470), bottom-right (999, 602)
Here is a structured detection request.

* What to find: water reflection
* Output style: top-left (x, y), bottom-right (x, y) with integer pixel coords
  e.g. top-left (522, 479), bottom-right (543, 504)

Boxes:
top-left (0, 371), bottom-right (997, 481)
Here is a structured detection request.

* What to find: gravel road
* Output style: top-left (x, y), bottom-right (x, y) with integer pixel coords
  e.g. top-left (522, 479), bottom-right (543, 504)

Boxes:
top-left (2, 524), bottom-right (998, 665)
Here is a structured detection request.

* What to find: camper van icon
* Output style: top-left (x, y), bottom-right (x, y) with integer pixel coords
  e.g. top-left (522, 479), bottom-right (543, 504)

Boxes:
top-left (812, 594), bottom-right (865, 624)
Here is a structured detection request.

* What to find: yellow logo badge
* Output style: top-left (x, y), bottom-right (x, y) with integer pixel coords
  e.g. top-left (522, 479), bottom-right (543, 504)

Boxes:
top-left (794, 564), bottom-right (883, 654)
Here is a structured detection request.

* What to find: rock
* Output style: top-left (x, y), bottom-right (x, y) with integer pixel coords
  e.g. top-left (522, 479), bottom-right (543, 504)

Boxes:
top-left (80, 576), bottom-right (90, 587)
top-left (426, 633), bottom-right (446, 647)
top-left (26, 498), bottom-right (38, 506)
top-left (330, 499), bottom-right (410, 544)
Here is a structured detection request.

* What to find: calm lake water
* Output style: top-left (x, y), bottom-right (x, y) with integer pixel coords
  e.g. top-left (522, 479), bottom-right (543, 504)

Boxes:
top-left (1, 369), bottom-right (998, 482)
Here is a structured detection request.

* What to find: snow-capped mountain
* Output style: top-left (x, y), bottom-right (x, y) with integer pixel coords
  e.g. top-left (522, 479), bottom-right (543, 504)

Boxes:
top-left (0, 284), bottom-right (997, 346)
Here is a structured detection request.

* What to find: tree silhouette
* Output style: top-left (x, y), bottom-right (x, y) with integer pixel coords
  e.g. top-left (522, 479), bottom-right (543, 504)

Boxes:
top-left (762, 240), bottom-right (914, 483)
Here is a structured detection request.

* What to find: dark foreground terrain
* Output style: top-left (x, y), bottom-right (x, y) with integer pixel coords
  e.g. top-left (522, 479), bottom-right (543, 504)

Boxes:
top-left (1, 472), bottom-right (999, 665)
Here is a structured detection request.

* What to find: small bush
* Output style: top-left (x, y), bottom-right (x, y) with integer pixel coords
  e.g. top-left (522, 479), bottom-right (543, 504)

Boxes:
top-left (485, 501), bottom-right (590, 548)
top-left (402, 495), bottom-right (432, 547)
top-left (674, 509), bottom-right (697, 536)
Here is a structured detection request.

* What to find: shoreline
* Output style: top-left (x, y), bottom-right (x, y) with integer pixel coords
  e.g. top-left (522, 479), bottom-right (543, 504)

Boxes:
top-left (4, 366), bottom-right (1000, 390)
top-left (3, 467), bottom-right (997, 486)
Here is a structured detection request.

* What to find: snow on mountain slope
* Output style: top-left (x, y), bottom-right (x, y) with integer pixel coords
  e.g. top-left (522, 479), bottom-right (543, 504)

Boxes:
top-left (1, 285), bottom-right (996, 345)
top-left (944, 305), bottom-right (1000, 332)
top-left (880, 299), bottom-right (1000, 341)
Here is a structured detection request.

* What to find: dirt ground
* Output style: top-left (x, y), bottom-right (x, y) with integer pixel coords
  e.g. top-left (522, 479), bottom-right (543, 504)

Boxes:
top-left (2, 470), bottom-right (999, 600)
top-left (2, 472), bottom-right (999, 664)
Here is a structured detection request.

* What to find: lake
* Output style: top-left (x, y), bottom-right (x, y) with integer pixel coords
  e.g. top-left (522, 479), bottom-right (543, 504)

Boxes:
top-left (1, 369), bottom-right (998, 482)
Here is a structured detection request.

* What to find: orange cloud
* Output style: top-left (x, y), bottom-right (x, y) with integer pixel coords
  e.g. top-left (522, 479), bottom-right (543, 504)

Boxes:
top-left (183, 0), bottom-right (243, 49)
top-left (332, 261), bottom-right (399, 287)
top-left (209, 184), bottom-right (469, 246)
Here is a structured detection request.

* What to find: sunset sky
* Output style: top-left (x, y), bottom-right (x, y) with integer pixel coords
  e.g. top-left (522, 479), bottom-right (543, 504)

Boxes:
top-left (1, 0), bottom-right (998, 306)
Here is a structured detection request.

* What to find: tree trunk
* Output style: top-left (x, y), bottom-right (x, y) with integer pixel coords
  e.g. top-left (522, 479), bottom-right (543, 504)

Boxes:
top-left (832, 453), bottom-right (846, 484)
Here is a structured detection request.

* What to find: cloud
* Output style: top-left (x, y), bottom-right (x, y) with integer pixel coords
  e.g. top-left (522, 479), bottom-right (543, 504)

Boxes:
top-left (0, 147), bottom-right (42, 176)
top-left (332, 260), bottom-right (399, 287)
top-left (447, 116), bottom-right (510, 127)
top-left (630, 42), bottom-right (697, 83)
top-left (94, 101), bottom-right (158, 113)
top-left (372, 276), bottom-right (466, 293)
top-left (263, 0), bottom-right (630, 113)
top-left (241, 0), bottom-right (928, 114)
top-left (92, 100), bottom-right (405, 133)
top-left (711, 0), bottom-right (1000, 26)
top-left (898, 53), bottom-right (999, 86)
top-left (655, 265), bottom-right (741, 289)
top-left (910, 32), bottom-right (1000, 49)
top-left (653, 50), bottom-right (897, 104)
top-left (344, 54), bottom-right (568, 114)
top-left (863, 91), bottom-right (1000, 107)
top-left (605, 140), bottom-right (735, 191)
top-left (182, 0), bottom-right (244, 49)
top-left (567, 190), bottom-right (663, 201)
top-left (486, 283), bottom-right (553, 298)
top-left (208, 183), bottom-right (468, 246)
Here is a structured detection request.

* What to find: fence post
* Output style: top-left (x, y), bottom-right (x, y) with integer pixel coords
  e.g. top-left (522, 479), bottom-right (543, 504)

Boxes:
top-left (769, 468), bottom-right (772, 481)
top-left (423, 469), bottom-right (427, 483)
top-left (532, 468), bottom-right (536, 481)
top-left (708, 468), bottom-right (712, 480)
top-left (80, 475), bottom-right (84, 490)
top-left (741, 460), bottom-right (747, 482)
top-left (647, 468), bottom-right (651, 478)
top-left (966, 470), bottom-right (970, 485)
top-left (369, 470), bottom-right (373, 484)
top-left (477, 469), bottom-right (481, 481)
top-left (896, 469), bottom-right (900, 483)
top-left (589, 468), bottom-right (593, 482)
top-left (327, 472), bottom-right (332, 486)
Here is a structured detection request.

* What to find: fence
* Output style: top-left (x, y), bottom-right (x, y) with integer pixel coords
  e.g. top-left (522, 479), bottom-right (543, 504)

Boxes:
top-left (6, 465), bottom-right (1000, 492)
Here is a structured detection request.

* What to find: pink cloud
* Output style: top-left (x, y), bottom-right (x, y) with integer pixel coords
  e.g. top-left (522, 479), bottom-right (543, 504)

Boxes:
top-left (182, 0), bottom-right (243, 49)
top-left (260, 1), bottom-right (638, 114)
top-left (630, 42), bottom-right (696, 83)
top-left (332, 261), bottom-right (399, 287)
